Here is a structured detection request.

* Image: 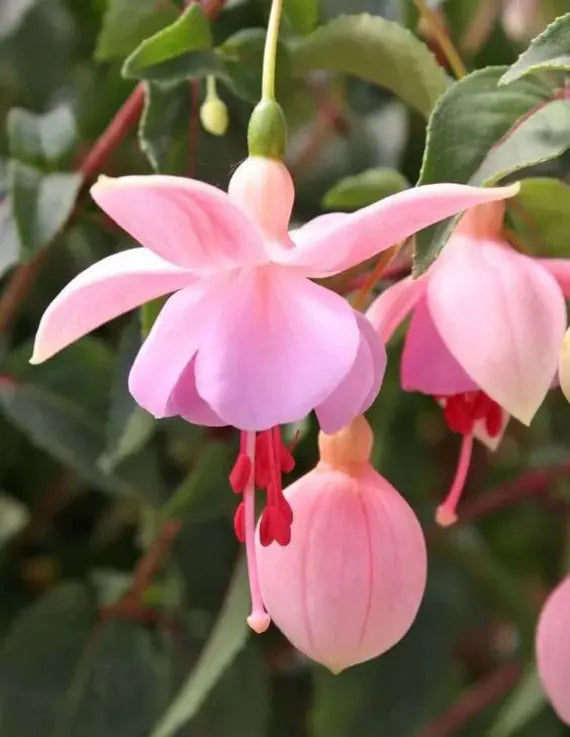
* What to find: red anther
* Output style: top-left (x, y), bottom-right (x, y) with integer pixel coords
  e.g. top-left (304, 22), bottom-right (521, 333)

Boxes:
top-left (472, 391), bottom-right (493, 420)
top-left (233, 502), bottom-right (246, 543)
top-left (259, 510), bottom-right (275, 547)
top-left (255, 431), bottom-right (272, 488)
top-left (485, 401), bottom-right (502, 437)
top-left (279, 497), bottom-right (293, 525)
top-left (443, 395), bottom-right (474, 435)
top-left (279, 442), bottom-right (295, 474)
top-left (260, 506), bottom-right (291, 547)
top-left (229, 453), bottom-right (252, 494)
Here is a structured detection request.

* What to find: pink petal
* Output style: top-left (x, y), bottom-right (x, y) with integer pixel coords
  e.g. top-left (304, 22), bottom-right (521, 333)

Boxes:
top-left (194, 265), bottom-right (360, 430)
top-left (128, 280), bottom-right (224, 419)
top-left (428, 236), bottom-right (566, 424)
top-left (31, 249), bottom-right (194, 364)
top-left (366, 276), bottom-right (426, 342)
top-left (167, 357), bottom-right (226, 426)
top-left (91, 175), bottom-right (268, 271)
top-left (538, 258), bottom-right (570, 298)
top-left (316, 312), bottom-right (387, 433)
top-left (402, 296), bottom-right (479, 395)
top-left (536, 576), bottom-right (570, 725)
top-left (280, 183), bottom-right (520, 278)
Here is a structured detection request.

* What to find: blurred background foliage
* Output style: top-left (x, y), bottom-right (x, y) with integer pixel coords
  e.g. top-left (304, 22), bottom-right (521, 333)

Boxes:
top-left (1, 0), bottom-right (570, 735)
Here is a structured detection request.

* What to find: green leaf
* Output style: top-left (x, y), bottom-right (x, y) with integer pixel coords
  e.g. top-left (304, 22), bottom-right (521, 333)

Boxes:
top-left (0, 583), bottom-right (96, 737)
top-left (0, 197), bottom-right (21, 278)
top-left (501, 12), bottom-right (570, 85)
top-left (95, 0), bottom-right (178, 61)
top-left (284, 0), bottom-right (318, 34)
top-left (9, 161), bottom-right (82, 258)
top-left (415, 66), bottom-right (550, 274)
top-left (0, 380), bottom-right (131, 495)
top-left (122, 3), bottom-right (212, 79)
top-left (99, 322), bottom-right (154, 472)
top-left (7, 105), bottom-right (77, 167)
top-left (139, 82), bottom-right (191, 173)
top-left (124, 49), bottom-right (224, 85)
top-left (322, 168), bottom-right (409, 210)
top-left (291, 14), bottom-right (448, 117)
top-left (512, 177), bottom-right (570, 256)
top-left (473, 100), bottom-right (570, 185)
top-left (151, 558), bottom-right (250, 737)
top-left (0, 0), bottom-right (40, 42)
top-left (487, 667), bottom-right (546, 737)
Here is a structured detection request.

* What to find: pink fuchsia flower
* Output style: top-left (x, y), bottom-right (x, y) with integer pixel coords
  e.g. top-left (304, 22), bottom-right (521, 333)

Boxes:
top-left (255, 415), bottom-right (427, 672)
top-left (367, 199), bottom-right (568, 525)
top-left (536, 576), bottom-right (570, 724)
top-left (31, 156), bottom-right (517, 629)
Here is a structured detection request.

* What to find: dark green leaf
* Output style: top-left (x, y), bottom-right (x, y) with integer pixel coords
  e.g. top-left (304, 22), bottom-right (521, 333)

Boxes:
top-left (151, 558), bottom-right (250, 737)
top-left (139, 82), bottom-right (192, 173)
top-left (95, 0), bottom-right (178, 61)
top-left (291, 14), bottom-right (448, 117)
top-left (284, 0), bottom-right (318, 34)
top-left (501, 12), bottom-right (570, 84)
top-left (0, 0), bottom-right (40, 42)
top-left (9, 161), bottom-right (82, 258)
top-left (0, 379), bottom-right (130, 495)
top-left (322, 168), bottom-right (409, 210)
top-left (99, 321), bottom-right (154, 472)
top-left (0, 584), bottom-right (96, 737)
top-left (0, 197), bottom-right (21, 278)
top-left (512, 177), bottom-right (570, 256)
top-left (7, 105), bottom-right (77, 167)
top-left (415, 66), bottom-right (550, 274)
top-left (123, 49), bottom-right (224, 85)
top-left (122, 4), bottom-right (212, 79)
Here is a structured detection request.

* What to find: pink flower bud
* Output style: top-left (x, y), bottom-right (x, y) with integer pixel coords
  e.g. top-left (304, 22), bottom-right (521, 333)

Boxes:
top-left (536, 576), bottom-right (570, 724)
top-left (255, 416), bottom-right (427, 673)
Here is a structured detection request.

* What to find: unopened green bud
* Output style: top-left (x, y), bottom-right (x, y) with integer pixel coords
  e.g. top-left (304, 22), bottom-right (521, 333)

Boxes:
top-left (247, 99), bottom-right (287, 160)
top-left (200, 98), bottom-right (229, 136)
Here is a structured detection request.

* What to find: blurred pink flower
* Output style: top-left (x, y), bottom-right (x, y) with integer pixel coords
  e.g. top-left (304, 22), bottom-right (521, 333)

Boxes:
top-left (256, 416), bottom-right (427, 672)
top-left (536, 576), bottom-right (570, 724)
top-left (368, 200), bottom-right (568, 524)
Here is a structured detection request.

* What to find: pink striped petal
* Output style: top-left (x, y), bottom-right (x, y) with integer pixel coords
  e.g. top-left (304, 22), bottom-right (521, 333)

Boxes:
top-left (280, 183), bottom-right (519, 278)
top-left (428, 237), bottom-right (566, 424)
top-left (31, 248), bottom-right (193, 364)
top-left (316, 313), bottom-right (387, 433)
top-left (91, 175), bottom-right (268, 271)
top-left (538, 258), bottom-right (570, 298)
top-left (366, 276), bottom-right (426, 342)
top-left (167, 358), bottom-right (226, 426)
top-left (402, 296), bottom-right (479, 395)
top-left (536, 576), bottom-right (570, 724)
top-left (129, 280), bottom-right (224, 418)
top-left (194, 265), bottom-right (360, 430)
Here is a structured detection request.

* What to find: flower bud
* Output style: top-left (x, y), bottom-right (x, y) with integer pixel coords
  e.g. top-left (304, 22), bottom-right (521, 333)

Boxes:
top-left (536, 576), bottom-right (570, 724)
top-left (200, 98), bottom-right (229, 136)
top-left (256, 416), bottom-right (427, 673)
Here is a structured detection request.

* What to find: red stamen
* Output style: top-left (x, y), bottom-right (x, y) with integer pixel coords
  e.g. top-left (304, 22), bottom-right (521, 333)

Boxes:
top-left (485, 402), bottom-right (502, 437)
top-left (436, 432), bottom-right (474, 526)
top-left (229, 454), bottom-right (252, 494)
top-left (442, 391), bottom-right (503, 438)
top-left (233, 501), bottom-right (245, 543)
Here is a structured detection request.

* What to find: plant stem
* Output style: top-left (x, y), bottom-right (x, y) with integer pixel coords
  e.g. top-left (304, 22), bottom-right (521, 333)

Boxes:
top-left (262, 0), bottom-right (285, 100)
top-left (415, 0), bottom-right (467, 79)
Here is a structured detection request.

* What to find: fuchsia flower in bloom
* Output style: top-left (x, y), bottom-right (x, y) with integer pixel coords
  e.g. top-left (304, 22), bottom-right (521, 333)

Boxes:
top-left (256, 416), bottom-right (427, 672)
top-left (31, 156), bottom-right (519, 628)
top-left (536, 577), bottom-right (570, 724)
top-left (368, 198), bottom-right (569, 524)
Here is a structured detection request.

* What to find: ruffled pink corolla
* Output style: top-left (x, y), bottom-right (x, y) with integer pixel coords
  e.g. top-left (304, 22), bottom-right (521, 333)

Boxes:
top-left (367, 199), bottom-right (568, 524)
top-left (536, 576), bottom-right (570, 724)
top-left (255, 416), bottom-right (427, 672)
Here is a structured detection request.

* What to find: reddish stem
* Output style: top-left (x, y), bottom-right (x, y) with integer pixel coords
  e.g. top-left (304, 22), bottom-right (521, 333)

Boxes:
top-left (414, 662), bottom-right (521, 737)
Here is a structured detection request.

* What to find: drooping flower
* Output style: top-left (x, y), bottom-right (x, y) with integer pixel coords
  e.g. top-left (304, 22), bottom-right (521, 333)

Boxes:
top-left (255, 415), bottom-right (427, 672)
top-left (367, 199), bottom-right (568, 524)
top-left (31, 156), bottom-right (518, 629)
top-left (536, 576), bottom-right (570, 724)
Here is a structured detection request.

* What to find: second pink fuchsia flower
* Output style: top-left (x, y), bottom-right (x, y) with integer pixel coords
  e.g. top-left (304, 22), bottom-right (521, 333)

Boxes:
top-left (368, 199), bottom-right (569, 524)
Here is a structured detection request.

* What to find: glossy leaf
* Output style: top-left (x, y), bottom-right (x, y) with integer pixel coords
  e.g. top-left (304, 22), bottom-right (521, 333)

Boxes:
top-left (138, 82), bottom-right (191, 173)
top-left (415, 66), bottom-right (550, 274)
top-left (284, 0), bottom-right (319, 34)
top-left (512, 177), bottom-right (570, 256)
top-left (7, 105), bottom-right (77, 167)
top-left (501, 12), bottom-right (570, 84)
top-left (9, 161), bottom-right (81, 258)
top-left (291, 14), bottom-right (448, 117)
top-left (122, 4), bottom-right (212, 79)
top-left (322, 168), bottom-right (409, 211)
top-left (151, 558), bottom-right (250, 737)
